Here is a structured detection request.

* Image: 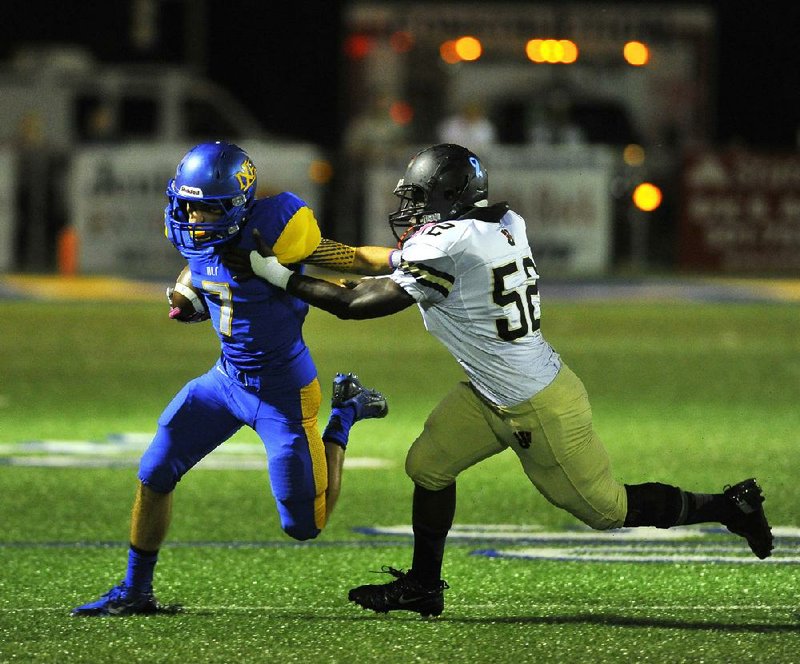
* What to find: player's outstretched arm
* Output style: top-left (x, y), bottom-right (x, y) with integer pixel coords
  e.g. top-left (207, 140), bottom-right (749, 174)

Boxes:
top-left (304, 238), bottom-right (397, 276)
top-left (352, 244), bottom-right (398, 275)
top-left (220, 238), bottom-right (396, 281)
top-left (250, 230), bottom-right (413, 319)
top-left (288, 273), bottom-right (413, 320)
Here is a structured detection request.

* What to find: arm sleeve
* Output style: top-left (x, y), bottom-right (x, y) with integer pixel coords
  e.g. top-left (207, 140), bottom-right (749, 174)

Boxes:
top-left (302, 238), bottom-right (357, 270)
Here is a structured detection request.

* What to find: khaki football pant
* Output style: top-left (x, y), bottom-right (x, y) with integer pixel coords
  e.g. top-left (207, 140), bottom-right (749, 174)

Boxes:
top-left (405, 363), bottom-right (627, 530)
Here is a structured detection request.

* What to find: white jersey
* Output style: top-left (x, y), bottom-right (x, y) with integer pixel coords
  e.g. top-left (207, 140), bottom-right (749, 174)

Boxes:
top-left (389, 203), bottom-right (561, 407)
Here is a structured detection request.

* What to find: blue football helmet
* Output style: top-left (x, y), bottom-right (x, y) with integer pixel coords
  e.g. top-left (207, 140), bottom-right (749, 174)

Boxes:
top-left (165, 141), bottom-right (257, 249)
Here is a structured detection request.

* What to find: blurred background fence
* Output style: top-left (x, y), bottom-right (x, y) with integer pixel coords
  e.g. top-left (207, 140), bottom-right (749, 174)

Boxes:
top-left (0, 1), bottom-right (798, 280)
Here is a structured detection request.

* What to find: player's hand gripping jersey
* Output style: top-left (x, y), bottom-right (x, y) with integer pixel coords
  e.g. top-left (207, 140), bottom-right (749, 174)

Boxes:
top-left (168, 192), bottom-right (321, 385)
top-left (389, 203), bottom-right (561, 407)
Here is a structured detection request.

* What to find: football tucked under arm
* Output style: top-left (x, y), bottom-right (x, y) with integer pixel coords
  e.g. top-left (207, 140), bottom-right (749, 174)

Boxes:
top-left (166, 266), bottom-right (209, 323)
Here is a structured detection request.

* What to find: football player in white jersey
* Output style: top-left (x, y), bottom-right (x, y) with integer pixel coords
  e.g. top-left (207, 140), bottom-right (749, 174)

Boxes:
top-left (238, 143), bottom-right (773, 618)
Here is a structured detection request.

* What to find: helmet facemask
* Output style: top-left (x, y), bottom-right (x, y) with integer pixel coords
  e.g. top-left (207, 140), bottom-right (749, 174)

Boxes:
top-left (166, 186), bottom-right (251, 249)
top-left (388, 183), bottom-right (443, 244)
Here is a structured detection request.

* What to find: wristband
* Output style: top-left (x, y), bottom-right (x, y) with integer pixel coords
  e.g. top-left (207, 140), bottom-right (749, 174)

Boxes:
top-left (250, 252), bottom-right (292, 289)
top-left (389, 249), bottom-right (402, 269)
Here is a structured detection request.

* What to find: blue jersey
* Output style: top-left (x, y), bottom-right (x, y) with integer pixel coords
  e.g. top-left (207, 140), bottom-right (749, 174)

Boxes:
top-left (169, 192), bottom-right (323, 385)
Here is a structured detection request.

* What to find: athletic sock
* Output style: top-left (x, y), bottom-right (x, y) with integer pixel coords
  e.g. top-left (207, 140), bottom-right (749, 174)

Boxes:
top-left (625, 483), bottom-right (733, 528)
top-left (410, 483), bottom-right (456, 587)
top-left (624, 482), bottom-right (686, 527)
top-left (681, 492), bottom-right (731, 525)
top-left (322, 406), bottom-right (356, 449)
top-left (124, 545), bottom-right (159, 593)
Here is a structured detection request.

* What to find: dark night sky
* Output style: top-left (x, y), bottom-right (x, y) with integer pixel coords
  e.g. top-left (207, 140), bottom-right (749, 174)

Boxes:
top-left (2, 1), bottom-right (798, 150)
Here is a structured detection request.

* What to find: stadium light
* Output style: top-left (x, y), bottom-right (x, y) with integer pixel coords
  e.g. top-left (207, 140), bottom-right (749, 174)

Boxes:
top-left (525, 39), bottom-right (579, 64)
top-left (632, 182), bottom-right (662, 211)
top-left (624, 41), bottom-right (650, 66)
top-left (454, 36), bottom-right (482, 61)
top-left (623, 144), bottom-right (646, 167)
top-left (440, 40), bottom-right (460, 64)
top-left (440, 36), bottom-right (482, 63)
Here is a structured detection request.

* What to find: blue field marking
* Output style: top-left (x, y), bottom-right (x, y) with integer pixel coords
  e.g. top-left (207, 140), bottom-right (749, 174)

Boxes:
top-left (356, 524), bottom-right (800, 565)
top-left (472, 546), bottom-right (800, 565)
top-left (3, 526), bottom-right (799, 566)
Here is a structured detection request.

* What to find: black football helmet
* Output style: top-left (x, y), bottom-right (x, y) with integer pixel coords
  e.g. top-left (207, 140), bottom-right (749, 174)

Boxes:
top-left (389, 143), bottom-right (489, 243)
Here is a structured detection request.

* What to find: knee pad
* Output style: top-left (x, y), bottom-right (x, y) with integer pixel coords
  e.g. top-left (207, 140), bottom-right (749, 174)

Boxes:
top-left (405, 446), bottom-right (454, 491)
top-left (277, 499), bottom-right (322, 541)
top-left (138, 459), bottom-right (179, 494)
top-left (624, 482), bottom-right (685, 528)
top-left (282, 522), bottom-right (320, 542)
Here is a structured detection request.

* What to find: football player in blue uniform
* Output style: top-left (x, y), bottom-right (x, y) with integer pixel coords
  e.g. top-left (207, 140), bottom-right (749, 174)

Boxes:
top-left (72, 141), bottom-right (396, 616)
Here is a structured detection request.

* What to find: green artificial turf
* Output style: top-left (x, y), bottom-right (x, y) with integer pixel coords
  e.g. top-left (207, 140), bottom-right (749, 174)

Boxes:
top-left (0, 298), bottom-right (797, 662)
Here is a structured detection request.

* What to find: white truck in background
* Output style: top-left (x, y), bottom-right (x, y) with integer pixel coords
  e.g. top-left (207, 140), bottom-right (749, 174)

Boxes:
top-left (0, 46), bottom-right (330, 277)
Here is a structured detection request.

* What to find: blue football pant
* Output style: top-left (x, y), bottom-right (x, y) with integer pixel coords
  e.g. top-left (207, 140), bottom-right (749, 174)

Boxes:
top-left (139, 364), bottom-right (328, 540)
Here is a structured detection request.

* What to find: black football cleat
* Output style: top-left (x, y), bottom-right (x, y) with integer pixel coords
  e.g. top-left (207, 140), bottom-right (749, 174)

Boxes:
top-left (348, 567), bottom-right (448, 617)
top-left (722, 478), bottom-right (773, 559)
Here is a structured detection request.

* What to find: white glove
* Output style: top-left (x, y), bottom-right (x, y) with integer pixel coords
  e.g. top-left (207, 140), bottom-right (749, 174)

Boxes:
top-left (249, 252), bottom-right (293, 289)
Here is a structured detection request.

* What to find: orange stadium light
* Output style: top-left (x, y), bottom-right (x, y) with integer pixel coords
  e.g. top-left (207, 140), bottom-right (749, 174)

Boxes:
top-left (632, 182), bottom-right (662, 211)
top-left (525, 39), bottom-right (578, 64)
top-left (308, 159), bottom-right (333, 185)
top-left (624, 41), bottom-right (650, 66)
top-left (454, 36), bottom-right (482, 61)
top-left (623, 144), bottom-right (646, 167)
top-left (440, 40), bottom-right (460, 64)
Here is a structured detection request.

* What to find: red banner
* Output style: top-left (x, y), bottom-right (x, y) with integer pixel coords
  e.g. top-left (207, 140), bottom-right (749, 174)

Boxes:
top-left (679, 149), bottom-right (800, 273)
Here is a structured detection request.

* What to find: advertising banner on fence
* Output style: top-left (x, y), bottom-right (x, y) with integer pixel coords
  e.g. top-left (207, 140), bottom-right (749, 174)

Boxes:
top-left (363, 145), bottom-right (615, 276)
top-left (69, 141), bottom-right (327, 279)
top-left (679, 149), bottom-right (800, 273)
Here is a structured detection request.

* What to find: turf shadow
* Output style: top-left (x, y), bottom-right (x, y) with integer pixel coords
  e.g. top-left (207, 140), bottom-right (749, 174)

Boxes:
top-left (444, 612), bottom-right (800, 633)
top-left (168, 608), bottom-right (799, 632)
